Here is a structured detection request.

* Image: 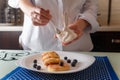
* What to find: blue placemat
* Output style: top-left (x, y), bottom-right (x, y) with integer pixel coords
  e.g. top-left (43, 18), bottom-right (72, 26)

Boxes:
top-left (1, 56), bottom-right (119, 80)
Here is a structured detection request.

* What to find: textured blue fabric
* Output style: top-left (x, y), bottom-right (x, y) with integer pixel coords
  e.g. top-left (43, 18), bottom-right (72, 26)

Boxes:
top-left (1, 57), bottom-right (119, 80)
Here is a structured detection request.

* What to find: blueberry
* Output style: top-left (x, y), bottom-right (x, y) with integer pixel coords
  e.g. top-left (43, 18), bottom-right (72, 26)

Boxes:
top-left (33, 63), bottom-right (37, 68)
top-left (64, 56), bottom-right (68, 60)
top-left (37, 66), bottom-right (41, 70)
top-left (33, 59), bottom-right (37, 63)
top-left (67, 59), bottom-right (71, 63)
top-left (71, 62), bottom-right (76, 67)
top-left (73, 59), bottom-right (78, 63)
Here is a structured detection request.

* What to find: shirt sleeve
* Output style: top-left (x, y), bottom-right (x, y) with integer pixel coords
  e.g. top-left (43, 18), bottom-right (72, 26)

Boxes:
top-left (8, 0), bottom-right (20, 8)
top-left (77, 0), bottom-right (99, 33)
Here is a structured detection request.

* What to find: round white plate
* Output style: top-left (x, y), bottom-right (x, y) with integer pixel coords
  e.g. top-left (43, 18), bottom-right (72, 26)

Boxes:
top-left (17, 51), bottom-right (95, 74)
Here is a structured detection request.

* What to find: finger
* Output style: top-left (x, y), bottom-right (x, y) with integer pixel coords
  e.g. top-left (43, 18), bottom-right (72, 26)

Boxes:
top-left (32, 18), bottom-right (40, 26)
top-left (34, 7), bottom-right (49, 14)
top-left (36, 8), bottom-right (50, 17)
top-left (32, 12), bottom-right (50, 23)
top-left (32, 18), bottom-right (48, 26)
top-left (36, 14), bottom-right (51, 21)
top-left (34, 19), bottom-right (49, 25)
top-left (34, 8), bottom-right (51, 20)
top-left (40, 20), bottom-right (49, 24)
top-left (40, 8), bottom-right (50, 15)
top-left (40, 9), bottom-right (52, 20)
top-left (45, 9), bottom-right (50, 13)
top-left (33, 11), bottom-right (51, 20)
top-left (40, 12), bottom-right (52, 20)
top-left (33, 21), bottom-right (47, 26)
top-left (34, 8), bottom-right (52, 19)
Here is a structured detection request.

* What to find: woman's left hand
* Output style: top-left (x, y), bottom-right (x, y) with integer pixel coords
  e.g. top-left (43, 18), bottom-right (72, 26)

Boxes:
top-left (63, 19), bottom-right (89, 46)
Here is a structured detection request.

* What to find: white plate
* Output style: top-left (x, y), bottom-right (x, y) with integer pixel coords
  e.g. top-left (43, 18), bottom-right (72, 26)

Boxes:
top-left (17, 51), bottom-right (95, 74)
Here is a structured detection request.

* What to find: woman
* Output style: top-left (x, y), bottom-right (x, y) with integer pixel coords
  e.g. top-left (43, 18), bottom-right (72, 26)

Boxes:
top-left (8, 0), bottom-right (99, 51)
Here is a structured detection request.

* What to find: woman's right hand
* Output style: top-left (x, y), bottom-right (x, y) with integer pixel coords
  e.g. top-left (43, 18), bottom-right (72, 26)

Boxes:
top-left (31, 7), bottom-right (52, 26)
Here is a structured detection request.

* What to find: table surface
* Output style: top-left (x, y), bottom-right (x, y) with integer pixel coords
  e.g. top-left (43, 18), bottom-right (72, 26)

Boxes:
top-left (0, 50), bottom-right (120, 79)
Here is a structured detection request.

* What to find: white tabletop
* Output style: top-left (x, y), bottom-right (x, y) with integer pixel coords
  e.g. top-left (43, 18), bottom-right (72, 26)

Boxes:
top-left (0, 50), bottom-right (120, 79)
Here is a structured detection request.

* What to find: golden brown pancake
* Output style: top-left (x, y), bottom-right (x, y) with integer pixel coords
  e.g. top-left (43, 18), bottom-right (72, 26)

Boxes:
top-left (47, 61), bottom-right (70, 72)
top-left (43, 58), bottom-right (60, 66)
top-left (41, 51), bottom-right (60, 66)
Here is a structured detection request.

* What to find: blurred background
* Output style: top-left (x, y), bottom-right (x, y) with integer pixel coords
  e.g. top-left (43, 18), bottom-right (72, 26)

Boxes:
top-left (0, 0), bottom-right (120, 52)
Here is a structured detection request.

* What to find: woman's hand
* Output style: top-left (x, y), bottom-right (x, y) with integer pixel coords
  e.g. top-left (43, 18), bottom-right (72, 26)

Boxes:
top-left (63, 19), bottom-right (90, 46)
top-left (31, 7), bottom-right (52, 26)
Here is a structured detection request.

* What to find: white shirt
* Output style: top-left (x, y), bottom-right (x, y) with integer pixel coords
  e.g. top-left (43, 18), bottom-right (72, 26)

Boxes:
top-left (8, 0), bottom-right (99, 51)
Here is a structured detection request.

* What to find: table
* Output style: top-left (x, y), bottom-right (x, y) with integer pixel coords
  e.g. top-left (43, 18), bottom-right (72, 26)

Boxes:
top-left (0, 50), bottom-right (120, 79)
